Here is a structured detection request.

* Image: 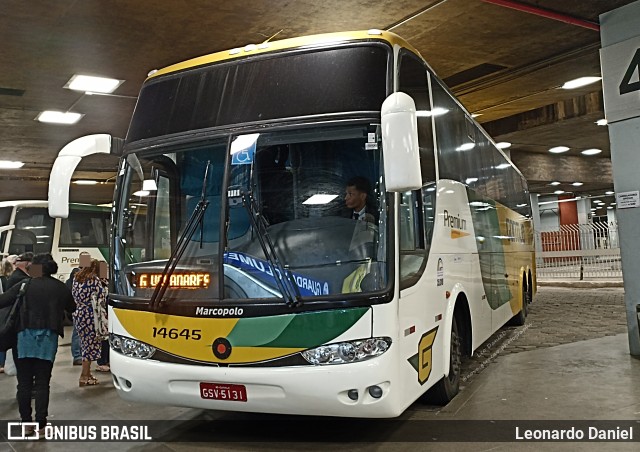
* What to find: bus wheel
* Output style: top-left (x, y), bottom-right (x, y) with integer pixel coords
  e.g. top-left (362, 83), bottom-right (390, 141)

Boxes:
top-left (429, 316), bottom-right (462, 405)
top-left (510, 281), bottom-right (527, 326)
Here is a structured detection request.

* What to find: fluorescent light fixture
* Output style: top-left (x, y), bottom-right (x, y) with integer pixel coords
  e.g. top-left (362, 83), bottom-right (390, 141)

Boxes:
top-left (456, 142), bottom-right (475, 151)
top-left (426, 187), bottom-right (436, 192)
top-left (495, 163), bottom-right (511, 169)
top-left (581, 148), bottom-right (602, 156)
top-left (550, 181), bottom-right (561, 186)
top-left (561, 76), bottom-right (602, 89)
top-left (572, 182), bottom-right (583, 186)
top-left (36, 110), bottom-right (83, 124)
top-left (596, 119), bottom-right (608, 126)
top-left (517, 203), bottom-right (527, 207)
top-left (496, 142), bottom-right (512, 149)
top-left (554, 190), bottom-right (565, 195)
top-left (73, 180), bottom-right (98, 185)
top-left (302, 194), bottom-right (338, 205)
top-left (465, 177), bottom-right (478, 184)
top-left (133, 190), bottom-right (150, 197)
top-left (0, 160), bottom-right (24, 169)
top-left (607, 206), bottom-right (614, 210)
top-left (416, 107), bottom-right (448, 117)
top-left (548, 146), bottom-right (569, 154)
top-left (65, 74), bottom-right (123, 94)
top-left (605, 191), bottom-right (615, 195)
top-left (142, 179), bottom-right (158, 191)
top-left (471, 113), bottom-right (482, 118)
top-left (470, 201), bottom-right (490, 207)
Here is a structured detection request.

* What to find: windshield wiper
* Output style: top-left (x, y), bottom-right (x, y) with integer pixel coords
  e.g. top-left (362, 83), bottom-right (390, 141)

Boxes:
top-left (236, 187), bottom-right (302, 307)
top-left (149, 162), bottom-right (211, 311)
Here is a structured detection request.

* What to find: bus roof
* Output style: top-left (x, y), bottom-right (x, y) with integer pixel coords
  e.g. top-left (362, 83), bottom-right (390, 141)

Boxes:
top-left (147, 30), bottom-right (419, 80)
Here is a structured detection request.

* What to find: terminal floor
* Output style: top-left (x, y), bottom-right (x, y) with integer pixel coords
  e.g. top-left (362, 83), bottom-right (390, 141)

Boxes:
top-left (0, 286), bottom-right (638, 451)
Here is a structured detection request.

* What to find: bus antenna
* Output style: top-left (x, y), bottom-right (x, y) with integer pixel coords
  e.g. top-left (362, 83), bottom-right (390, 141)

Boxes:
top-left (262, 29), bottom-right (283, 43)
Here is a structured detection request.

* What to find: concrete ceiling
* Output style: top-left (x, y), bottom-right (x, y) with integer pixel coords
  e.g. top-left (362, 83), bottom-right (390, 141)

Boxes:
top-left (1, 0), bottom-right (634, 211)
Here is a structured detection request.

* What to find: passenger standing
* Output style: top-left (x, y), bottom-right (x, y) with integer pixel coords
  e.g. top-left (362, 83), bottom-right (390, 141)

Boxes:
top-left (95, 261), bottom-right (110, 373)
top-left (1, 254), bottom-right (17, 291)
top-left (72, 259), bottom-right (108, 386)
top-left (66, 252), bottom-right (90, 366)
top-left (6, 252), bottom-right (32, 289)
top-left (0, 257), bottom-right (10, 372)
top-left (0, 253), bottom-right (75, 436)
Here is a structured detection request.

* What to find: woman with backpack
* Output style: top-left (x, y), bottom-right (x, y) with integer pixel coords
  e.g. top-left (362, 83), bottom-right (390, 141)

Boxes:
top-left (0, 253), bottom-right (75, 436)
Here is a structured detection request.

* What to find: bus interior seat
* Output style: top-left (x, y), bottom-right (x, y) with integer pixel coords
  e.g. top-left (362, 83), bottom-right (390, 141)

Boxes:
top-left (256, 145), bottom-right (293, 224)
top-left (9, 229), bottom-right (37, 254)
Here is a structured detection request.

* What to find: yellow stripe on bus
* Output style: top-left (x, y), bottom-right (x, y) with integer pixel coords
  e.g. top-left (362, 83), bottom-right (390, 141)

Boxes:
top-left (113, 308), bottom-right (305, 363)
top-left (148, 30), bottom-right (419, 80)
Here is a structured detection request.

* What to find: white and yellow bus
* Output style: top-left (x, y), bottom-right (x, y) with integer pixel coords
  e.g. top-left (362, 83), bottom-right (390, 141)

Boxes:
top-left (49, 30), bottom-right (535, 417)
top-left (0, 200), bottom-right (110, 280)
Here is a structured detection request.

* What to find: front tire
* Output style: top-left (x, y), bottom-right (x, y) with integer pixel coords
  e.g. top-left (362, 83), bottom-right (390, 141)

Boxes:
top-left (429, 316), bottom-right (462, 405)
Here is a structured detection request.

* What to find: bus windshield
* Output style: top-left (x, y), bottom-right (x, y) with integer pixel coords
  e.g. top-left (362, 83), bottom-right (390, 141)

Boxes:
top-left (113, 123), bottom-right (389, 304)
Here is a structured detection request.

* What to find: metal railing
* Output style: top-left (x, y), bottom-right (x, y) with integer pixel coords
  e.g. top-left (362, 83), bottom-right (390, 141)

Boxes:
top-left (535, 223), bottom-right (622, 280)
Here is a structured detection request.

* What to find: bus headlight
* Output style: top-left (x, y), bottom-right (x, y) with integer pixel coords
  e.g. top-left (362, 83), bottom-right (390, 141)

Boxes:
top-left (110, 333), bottom-right (156, 359)
top-left (301, 337), bottom-right (391, 365)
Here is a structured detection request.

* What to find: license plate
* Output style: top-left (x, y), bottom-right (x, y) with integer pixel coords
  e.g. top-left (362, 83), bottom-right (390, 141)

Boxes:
top-left (200, 382), bottom-right (247, 402)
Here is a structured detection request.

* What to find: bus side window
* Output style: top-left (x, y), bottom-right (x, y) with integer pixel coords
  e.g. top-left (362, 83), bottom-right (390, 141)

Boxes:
top-left (399, 190), bottom-right (427, 289)
top-left (398, 51), bottom-right (433, 290)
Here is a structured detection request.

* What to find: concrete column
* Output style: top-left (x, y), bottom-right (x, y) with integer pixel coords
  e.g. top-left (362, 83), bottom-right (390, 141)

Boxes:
top-left (600, 1), bottom-right (640, 356)
top-left (530, 193), bottom-right (542, 254)
top-left (577, 198), bottom-right (591, 224)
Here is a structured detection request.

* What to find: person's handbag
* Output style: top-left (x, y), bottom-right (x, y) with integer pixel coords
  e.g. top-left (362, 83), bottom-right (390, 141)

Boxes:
top-left (0, 279), bottom-right (30, 352)
top-left (90, 291), bottom-right (109, 340)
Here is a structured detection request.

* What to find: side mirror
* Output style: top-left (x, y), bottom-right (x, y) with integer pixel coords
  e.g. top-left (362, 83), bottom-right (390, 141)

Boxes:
top-left (48, 134), bottom-right (123, 218)
top-left (381, 92), bottom-right (422, 192)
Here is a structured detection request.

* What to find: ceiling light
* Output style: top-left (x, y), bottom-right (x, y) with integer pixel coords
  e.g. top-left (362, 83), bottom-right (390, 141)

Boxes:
top-left (65, 74), bottom-right (123, 94)
top-left (142, 179), bottom-right (158, 191)
top-left (133, 190), bottom-right (150, 197)
top-left (581, 148), bottom-right (602, 156)
top-left (465, 177), bottom-right (478, 184)
top-left (495, 163), bottom-right (510, 169)
top-left (550, 181), bottom-right (561, 186)
top-left (36, 111), bottom-right (83, 124)
top-left (548, 146), bottom-right (569, 154)
top-left (416, 107), bottom-right (449, 117)
top-left (73, 180), bottom-right (98, 185)
top-left (596, 119), bottom-right (608, 126)
top-left (605, 191), bottom-right (614, 195)
top-left (456, 143), bottom-right (475, 151)
top-left (572, 182), bottom-right (583, 186)
top-left (302, 194), bottom-right (338, 205)
top-left (471, 113), bottom-right (482, 118)
top-left (561, 76), bottom-right (602, 89)
top-left (496, 142), bottom-right (512, 149)
top-left (554, 190), bottom-right (565, 195)
top-left (0, 160), bottom-right (24, 169)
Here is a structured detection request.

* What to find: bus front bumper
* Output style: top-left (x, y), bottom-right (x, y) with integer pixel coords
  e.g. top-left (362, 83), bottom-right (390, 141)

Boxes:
top-left (109, 351), bottom-right (403, 418)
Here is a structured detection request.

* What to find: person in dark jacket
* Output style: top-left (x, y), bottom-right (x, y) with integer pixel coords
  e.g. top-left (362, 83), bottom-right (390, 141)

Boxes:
top-left (5, 252), bottom-right (33, 289)
top-left (0, 253), bottom-right (75, 436)
top-left (340, 176), bottom-right (378, 224)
